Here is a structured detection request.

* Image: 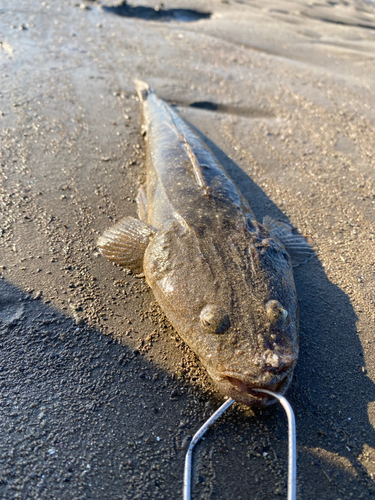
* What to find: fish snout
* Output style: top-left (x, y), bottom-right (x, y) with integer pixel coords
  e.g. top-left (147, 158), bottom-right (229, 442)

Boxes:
top-left (262, 351), bottom-right (296, 374)
top-left (216, 361), bottom-right (294, 403)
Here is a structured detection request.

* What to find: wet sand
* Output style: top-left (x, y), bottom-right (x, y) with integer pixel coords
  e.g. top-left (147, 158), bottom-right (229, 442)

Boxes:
top-left (1, 0), bottom-right (375, 498)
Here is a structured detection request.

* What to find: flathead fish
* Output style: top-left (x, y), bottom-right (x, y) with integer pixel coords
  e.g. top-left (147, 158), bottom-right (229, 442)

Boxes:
top-left (98, 80), bottom-right (313, 406)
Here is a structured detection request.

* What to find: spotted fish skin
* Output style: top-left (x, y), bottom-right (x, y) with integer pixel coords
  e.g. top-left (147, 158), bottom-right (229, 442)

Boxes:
top-left (98, 81), bottom-right (313, 406)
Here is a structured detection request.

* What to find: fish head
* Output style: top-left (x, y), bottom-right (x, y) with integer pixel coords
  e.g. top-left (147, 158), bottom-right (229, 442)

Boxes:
top-left (144, 219), bottom-right (299, 407)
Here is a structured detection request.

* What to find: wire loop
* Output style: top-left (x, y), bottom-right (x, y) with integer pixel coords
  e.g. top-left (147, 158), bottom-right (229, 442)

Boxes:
top-left (183, 391), bottom-right (296, 500)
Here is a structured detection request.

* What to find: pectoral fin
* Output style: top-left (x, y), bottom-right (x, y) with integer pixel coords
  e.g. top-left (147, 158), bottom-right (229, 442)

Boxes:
top-left (263, 215), bottom-right (315, 267)
top-left (97, 217), bottom-right (156, 273)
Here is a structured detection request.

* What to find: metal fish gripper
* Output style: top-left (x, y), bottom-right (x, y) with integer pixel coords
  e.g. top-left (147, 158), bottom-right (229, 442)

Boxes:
top-left (183, 391), bottom-right (296, 500)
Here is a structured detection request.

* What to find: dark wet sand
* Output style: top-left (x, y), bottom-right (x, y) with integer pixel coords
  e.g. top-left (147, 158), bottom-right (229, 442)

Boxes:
top-left (1, 0), bottom-right (375, 498)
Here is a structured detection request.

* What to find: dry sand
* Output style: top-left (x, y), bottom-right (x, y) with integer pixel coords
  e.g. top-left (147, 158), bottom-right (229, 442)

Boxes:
top-left (1, 0), bottom-right (375, 498)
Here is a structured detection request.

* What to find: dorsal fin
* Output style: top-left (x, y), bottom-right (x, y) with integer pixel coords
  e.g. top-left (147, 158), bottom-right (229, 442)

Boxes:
top-left (135, 80), bottom-right (209, 196)
top-left (183, 139), bottom-right (209, 195)
top-left (165, 112), bottom-right (209, 195)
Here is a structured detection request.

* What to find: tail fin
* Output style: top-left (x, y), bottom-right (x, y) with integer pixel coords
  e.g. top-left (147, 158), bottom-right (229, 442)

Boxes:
top-left (134, 79), bottom-right (152, 103)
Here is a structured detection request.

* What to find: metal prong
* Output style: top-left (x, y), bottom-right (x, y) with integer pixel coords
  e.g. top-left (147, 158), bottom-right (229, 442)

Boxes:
top-left (254, 389), bottom-right (297, 500)
top-left (183, 398), bottom-right (234, 500)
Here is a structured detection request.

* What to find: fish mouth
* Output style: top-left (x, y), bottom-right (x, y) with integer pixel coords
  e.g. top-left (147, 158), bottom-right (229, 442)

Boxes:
top-left (226, 377), bottom-right (284, 398)
top-left (216, 373), bottom-right (292, 407)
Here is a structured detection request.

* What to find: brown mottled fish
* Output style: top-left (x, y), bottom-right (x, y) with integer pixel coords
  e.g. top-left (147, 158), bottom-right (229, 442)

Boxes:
top-left (97, 80), bottom-right (314, 406)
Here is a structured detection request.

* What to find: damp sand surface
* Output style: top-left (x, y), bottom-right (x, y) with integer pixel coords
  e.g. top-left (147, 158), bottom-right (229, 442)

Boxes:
top-left (1, 0), bottom-right (375, 498)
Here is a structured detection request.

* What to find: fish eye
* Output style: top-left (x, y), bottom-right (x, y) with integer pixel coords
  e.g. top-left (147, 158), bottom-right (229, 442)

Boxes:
top-left (266, 300), bottom-right (291, 328)
top-left (200, 304), bottom-right (230, 334)
top-left (282, 309), bottom-right (291, 327)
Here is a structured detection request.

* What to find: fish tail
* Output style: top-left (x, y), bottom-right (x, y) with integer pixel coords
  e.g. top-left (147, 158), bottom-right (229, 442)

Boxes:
top-left (134, 79), bottom-right (152, 103)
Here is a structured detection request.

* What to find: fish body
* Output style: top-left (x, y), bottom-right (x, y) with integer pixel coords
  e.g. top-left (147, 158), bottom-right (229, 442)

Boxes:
top-left (98, 81), bottom-right (312, 406)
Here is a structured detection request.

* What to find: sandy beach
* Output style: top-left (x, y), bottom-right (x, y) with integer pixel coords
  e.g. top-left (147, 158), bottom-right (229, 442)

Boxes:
top-left (1, 0), bottom-right (375, 498)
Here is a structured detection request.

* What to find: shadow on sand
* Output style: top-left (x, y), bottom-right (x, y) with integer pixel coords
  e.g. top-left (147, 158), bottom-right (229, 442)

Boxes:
top-left (102, 1), bottom-right (211, 22)
top-left (0, 279), bottom-right (202, 499)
